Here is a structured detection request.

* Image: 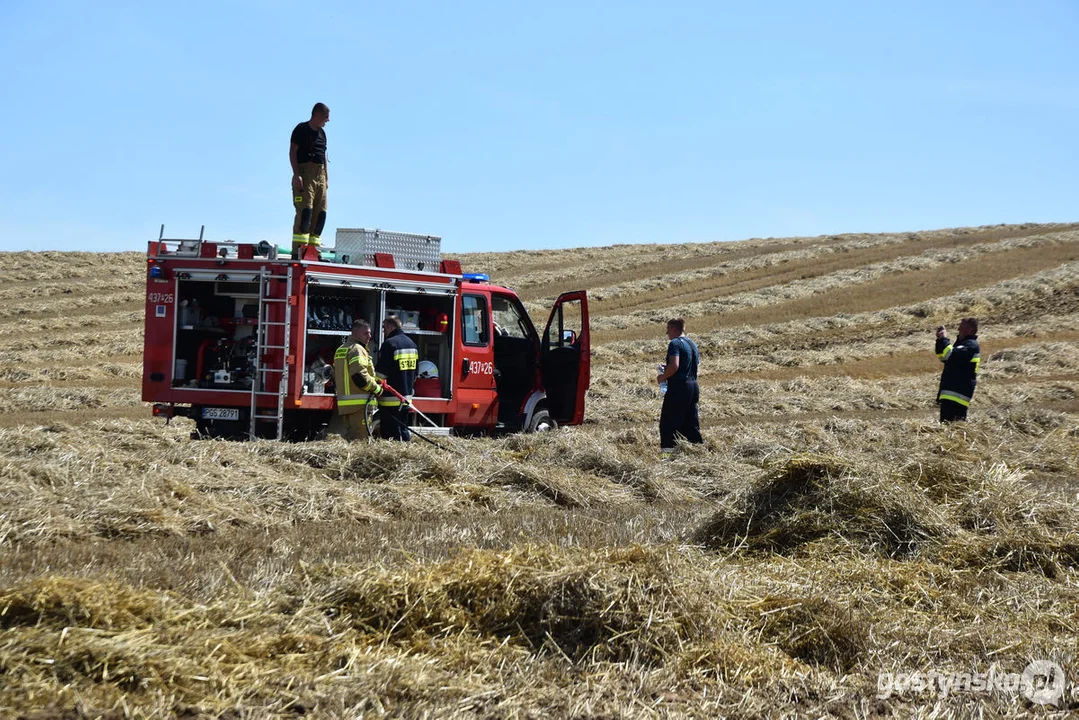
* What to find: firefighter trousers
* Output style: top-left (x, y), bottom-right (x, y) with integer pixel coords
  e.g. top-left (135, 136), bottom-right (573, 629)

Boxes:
top-left (292, 162), bottom-right (328, 251)
top-left (340, 410), bottom-right (372, 441)
top-left (380, 404), bottom-right (412, 442)
top-left (939, 399), bottom-right (969, 423)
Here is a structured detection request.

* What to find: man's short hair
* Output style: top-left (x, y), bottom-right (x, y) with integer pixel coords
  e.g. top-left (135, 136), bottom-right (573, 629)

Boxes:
top-left (352, 319), bottom-right (370, 331)
top-left (667, 317), bottom-right (685, 333)
top-left (312, 102), bottom-right (329, 118)
top-left (383, 315), bottom-right (402, 330)
top-left (962, 317), bottom-right (979, 333)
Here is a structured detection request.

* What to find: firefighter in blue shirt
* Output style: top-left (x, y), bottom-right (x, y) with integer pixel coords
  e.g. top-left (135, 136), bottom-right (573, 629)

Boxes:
top-left (656, 317), bottom-right (703, 454)
top-left (376, 315), bottom-right (419, 441)
top-left (934, 317), bottom-right (981, 422)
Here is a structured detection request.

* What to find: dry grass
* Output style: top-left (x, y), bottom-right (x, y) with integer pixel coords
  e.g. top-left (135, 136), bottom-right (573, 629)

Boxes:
top-left (594, 230), bottom-right (1079, 342)
top-left (585, 224), bottom-right (1079, 315)
top-left (1, 224), bottom-right (1078, 717)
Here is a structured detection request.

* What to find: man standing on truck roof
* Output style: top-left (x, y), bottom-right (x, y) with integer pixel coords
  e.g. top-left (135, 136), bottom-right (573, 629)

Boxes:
top-left (935, 318), bottom-right (981, 422)
top-left (289, 102), bottom-right (330, 260)
top-left (334, 319), bottom-right (382, 441)
top-left (376, 315), bottom-right (419, 441)
top-left (656, 317), bottom-right (703, 455)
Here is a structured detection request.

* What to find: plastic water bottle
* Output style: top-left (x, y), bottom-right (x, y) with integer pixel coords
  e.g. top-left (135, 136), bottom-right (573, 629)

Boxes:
top-left (657, 364), bottom-right (667, 395)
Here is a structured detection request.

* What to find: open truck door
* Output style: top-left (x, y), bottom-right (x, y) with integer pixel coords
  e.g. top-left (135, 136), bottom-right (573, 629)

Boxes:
top-left (541, 291), bottom-right (589, 425)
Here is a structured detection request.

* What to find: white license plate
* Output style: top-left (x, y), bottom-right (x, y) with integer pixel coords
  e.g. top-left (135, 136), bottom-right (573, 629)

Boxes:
top-left (201, 407), bottom-right (240, 421)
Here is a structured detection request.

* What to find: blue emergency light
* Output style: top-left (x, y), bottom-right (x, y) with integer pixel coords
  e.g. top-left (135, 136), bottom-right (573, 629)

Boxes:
top-left (462, 273), bottom-right (489, 283)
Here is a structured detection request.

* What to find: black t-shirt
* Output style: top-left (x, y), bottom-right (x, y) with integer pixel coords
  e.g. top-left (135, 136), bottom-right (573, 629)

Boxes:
top-left (291, 122), bottom-right (327, 164)
top-left (666, 336), bottom-right (699, 384)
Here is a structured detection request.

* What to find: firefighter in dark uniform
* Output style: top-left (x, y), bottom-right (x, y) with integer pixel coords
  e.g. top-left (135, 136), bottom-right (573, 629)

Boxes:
top-left (656, 317), bottom-right (703, 454)
top-left (289, 102), bottom-right (330, 259)
top-left (935, 317), bottom-right (981, 422)
top-left (376, 315), bottom-right (419, 441)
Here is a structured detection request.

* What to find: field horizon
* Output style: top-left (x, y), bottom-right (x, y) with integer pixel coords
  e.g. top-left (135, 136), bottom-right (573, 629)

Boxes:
top-left (2, 221), bottom-right (1078, 718)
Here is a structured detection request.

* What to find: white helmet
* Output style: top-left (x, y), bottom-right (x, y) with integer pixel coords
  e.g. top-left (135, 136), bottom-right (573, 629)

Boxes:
top-left (417, 360), bottom-right (439, 379)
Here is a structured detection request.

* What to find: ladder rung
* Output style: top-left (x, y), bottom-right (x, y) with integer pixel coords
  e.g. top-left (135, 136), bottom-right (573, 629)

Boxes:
top-left (253, 415), bottom-right (282, 421)
top-left (259, 321), bottom-right (287, 326)
top-left (261, 298), bottom-right (289, 303)
top-left (259, 344), bottom-right (288, 349)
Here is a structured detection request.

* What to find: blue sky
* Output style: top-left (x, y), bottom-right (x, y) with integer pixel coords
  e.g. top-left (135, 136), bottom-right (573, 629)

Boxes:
top-left (2, 1), bottom-right (1076, 254)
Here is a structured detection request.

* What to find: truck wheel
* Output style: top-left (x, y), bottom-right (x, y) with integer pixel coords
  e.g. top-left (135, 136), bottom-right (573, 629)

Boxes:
top-left (527, 409), bottom-right (556, 433)
top-left (283, 410), bottom-right (332, 441)
top-left (366, 413), bottom-right (381, 440)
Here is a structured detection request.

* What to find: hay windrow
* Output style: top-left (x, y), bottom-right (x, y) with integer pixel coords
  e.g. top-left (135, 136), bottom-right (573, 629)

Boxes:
top-left (318, 545), bottom-right (714, 663)
top-left (0, 577), bottom-right (172, 631)
top-left (693, 455), bottom-right (944, 557)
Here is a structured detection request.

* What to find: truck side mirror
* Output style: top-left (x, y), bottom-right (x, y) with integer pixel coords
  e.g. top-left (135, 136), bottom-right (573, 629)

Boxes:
top-left (562, 329), bottom-right (576, 345)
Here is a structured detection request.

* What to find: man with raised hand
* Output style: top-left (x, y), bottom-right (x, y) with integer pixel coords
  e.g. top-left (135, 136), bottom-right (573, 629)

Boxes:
top-left (935, 317), bottom-right (981, 422)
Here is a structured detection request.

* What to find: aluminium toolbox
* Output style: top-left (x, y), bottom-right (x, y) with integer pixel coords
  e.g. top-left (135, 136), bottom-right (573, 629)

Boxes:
top-left (335, 228), bottom-right (441, 272)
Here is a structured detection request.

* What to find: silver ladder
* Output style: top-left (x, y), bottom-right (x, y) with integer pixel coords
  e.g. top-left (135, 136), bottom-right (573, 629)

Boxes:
top-left (249, 265), bottom-right (294, 440)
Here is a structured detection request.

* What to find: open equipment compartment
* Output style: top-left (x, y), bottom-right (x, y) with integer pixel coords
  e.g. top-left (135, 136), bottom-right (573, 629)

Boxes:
top-left (302, 285), bottom-right (380, 396)
top-left (300, 282), bottom-right (455, 399)
top-left (384, 290), bottom-right (454, 399)
top-left (172, 276), bottom-right (261, 392)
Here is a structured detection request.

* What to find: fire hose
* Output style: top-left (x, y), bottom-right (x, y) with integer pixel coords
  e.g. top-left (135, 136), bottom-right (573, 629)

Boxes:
top-left (378, 380), bottom-right (440, 428)
top-left (374, 380), bottom-right (455, 453)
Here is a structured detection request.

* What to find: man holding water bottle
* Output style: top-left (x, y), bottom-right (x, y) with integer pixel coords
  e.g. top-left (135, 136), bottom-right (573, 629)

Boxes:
top-left (656, 317), bottom-right (703, 454)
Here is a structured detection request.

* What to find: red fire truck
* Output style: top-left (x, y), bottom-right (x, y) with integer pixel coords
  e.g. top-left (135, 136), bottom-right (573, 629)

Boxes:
top-left (142, 228), bottom-right (589, 440)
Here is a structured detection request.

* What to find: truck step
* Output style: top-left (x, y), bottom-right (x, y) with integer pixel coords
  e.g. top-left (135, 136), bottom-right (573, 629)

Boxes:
top-left (412, 426), bottom-right (452, 437)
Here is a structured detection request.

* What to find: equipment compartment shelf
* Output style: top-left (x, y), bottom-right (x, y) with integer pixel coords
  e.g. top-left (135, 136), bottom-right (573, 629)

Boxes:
top-left (305, 328), bottom-right (444, 336)
top-left (180, 325), bottom-right (227, 333)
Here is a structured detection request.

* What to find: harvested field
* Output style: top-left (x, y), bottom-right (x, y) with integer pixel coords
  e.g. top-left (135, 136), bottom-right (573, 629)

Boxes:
top-left (1, 223), bottom-right (1078, 718)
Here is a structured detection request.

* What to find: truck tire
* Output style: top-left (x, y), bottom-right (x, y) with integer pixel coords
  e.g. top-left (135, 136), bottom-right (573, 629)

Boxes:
top-left (527, 408), bottom-right (556, 433)
top-left (367, 412), bottom-right (382, 440)
top-left (283, 410), bottom-right (332, 441)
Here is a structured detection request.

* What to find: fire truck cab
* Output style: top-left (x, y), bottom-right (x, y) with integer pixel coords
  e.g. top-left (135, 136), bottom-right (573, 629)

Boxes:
top-left (142, 228), bottom-right (589, 440)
